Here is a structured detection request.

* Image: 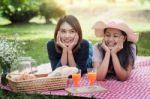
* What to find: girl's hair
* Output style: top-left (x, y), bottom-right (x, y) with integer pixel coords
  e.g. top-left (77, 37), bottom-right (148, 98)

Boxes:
top-left (54, 15), bottom-right (82, 53)
top-left (102, 29), bottom-right (137, 71)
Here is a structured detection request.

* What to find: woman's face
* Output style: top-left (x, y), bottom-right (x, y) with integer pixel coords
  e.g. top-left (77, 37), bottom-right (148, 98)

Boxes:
top-left (58, 22), bottom-right (77, 46)
top-left (104, 28), bottom-right (125, 49)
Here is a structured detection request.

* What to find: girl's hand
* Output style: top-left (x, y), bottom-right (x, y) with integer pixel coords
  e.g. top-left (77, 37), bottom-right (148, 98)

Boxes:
top-left (68, 34), bottom-right (79, 50)
top-left (111, 36), bottom-right (124, 54)
top-left (56, 32), bottom-right (67, 49)
top-left (101, 40), bottom-right (110, 53)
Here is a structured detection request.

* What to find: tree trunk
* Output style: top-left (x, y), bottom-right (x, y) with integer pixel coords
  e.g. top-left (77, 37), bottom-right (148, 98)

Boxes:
top-left (45, 16), bottom-right (52, 24)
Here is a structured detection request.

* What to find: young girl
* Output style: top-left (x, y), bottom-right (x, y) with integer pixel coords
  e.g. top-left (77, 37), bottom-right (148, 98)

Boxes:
top-left (47, 15), bottom-right (91, 74)
top-left (92, 19), bottom-right (138, 81)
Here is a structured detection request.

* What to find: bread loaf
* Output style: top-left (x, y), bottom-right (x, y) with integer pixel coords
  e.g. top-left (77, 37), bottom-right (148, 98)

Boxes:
top-left (61, 66), bottom-right (78, 76)
top-left (48, 66), bottom-right (78, 77)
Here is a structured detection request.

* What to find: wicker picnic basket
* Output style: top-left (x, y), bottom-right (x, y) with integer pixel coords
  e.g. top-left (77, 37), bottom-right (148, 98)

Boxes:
top-left (6, 74), bottom-right (68, 93)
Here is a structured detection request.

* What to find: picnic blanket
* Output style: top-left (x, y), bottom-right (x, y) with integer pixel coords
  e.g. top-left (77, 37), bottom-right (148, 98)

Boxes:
top-left (1, 56), bottom-right (150, 99)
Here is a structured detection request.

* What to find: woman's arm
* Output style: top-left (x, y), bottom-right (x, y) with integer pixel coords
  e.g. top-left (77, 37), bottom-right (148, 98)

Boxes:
top-left (67, 49), bottom-right (76, 67)
top-left (56, 33), bottom-right (68, 65)
top-left (67, 35), bottom-right (78, 67)
top-left (47, 40), bottom-right (62, 70)
top-left (111, 53), bottom-right (132, 81)
top-left (75, 40), bottom-right (89, 74)
top-left (60, 48), bottom-right (68, 65)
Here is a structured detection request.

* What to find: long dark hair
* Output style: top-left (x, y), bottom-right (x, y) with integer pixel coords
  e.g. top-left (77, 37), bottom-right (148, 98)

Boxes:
top-left (54, 15), bottom-right (82, 53)
top-left (101, 29), bottom-right (137, 71)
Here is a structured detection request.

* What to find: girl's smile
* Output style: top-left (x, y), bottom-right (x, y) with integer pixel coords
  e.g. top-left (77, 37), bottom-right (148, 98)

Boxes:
top-left (104, 28), bottom-right (125, 49)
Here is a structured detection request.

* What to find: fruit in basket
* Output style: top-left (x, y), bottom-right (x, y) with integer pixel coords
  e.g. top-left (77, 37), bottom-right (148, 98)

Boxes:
top-left (12, 74), bottom-right (36, 81)
top-left (34, 73), bottom-right (48, 78)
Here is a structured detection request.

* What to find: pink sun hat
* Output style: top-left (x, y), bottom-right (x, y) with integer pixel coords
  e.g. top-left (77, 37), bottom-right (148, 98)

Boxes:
top-left (92, 19), bottom-right (139, 43)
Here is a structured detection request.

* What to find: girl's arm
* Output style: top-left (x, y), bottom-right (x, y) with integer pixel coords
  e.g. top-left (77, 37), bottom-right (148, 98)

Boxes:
top-left (93, 42), bottom-right (111, 81)
top-left (111, 53), bottom-right (132, 81)
top-left (94, 52), bottom-right (110, 81)
top-left (111, 37), bottom-right (132, 81)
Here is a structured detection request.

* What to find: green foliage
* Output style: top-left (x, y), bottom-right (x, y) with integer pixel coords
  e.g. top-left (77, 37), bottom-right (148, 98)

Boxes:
top-left (138, 0), bottom-right (150, 4)
top-left (0, 0), bottom-right (39, 23)
top-left (39, 0), bottom-right (66, 24)
top-left (137, 32), bottom-right (150, 56)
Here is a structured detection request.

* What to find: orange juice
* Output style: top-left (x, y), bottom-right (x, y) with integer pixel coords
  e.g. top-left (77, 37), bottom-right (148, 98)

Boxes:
top-left (72, 73), bottom-right (81, 87)
top-left (87, 72), bottom-right (96, 86)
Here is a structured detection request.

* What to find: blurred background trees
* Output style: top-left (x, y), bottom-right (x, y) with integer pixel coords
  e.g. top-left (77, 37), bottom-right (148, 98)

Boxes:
top-left (0, 0), bottom-right (66, 24)
top-left (39, 0), bottom-right (66, 24)
top-left (0, 0), bottom-right (39, 23)
top-left (107, 0), bottom-right (150, 3)
top-left (0, 0), bottom-right (150, 24)
top-left (138, 0), bottom-right (150, 4)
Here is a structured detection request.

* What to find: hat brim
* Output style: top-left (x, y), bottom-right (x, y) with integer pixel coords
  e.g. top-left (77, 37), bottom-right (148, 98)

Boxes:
top-left (92, 21), bottom-right (139, 43)
top-left (92, 21), bottom-right (107, 37)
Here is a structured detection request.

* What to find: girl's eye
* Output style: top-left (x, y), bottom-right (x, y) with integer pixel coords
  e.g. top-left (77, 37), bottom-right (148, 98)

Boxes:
top-left (114, 35), bottom-right (120, 38)
top-left (114, 35), bottom-right (119, 38)
top-left (106, 34), bottom-right (110, 37)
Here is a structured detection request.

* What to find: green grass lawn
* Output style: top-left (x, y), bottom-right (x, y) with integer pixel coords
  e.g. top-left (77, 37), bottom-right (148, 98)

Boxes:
top-left (0, 1), bottom-right (150, 98)
top-left (0, 0), bottom-right (149, 75)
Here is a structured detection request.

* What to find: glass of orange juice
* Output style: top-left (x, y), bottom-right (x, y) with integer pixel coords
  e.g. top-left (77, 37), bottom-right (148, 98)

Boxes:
top-left (72, 69), bottom-right (81, 87)
top-left (87, 68), bottom-right (96, 86)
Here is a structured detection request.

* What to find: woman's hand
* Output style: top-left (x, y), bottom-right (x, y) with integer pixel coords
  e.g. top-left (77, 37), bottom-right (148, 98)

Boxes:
top-left (111, 36), bottom-right (124, 54)
top-left (68, 34), bottom-right (79, 51)
top-left (56, 32), bottom-right (67, 49)
top-left (101, 40), bottom-right (110, 53)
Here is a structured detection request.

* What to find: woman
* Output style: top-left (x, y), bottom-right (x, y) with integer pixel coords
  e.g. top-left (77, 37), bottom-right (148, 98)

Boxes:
top-left (47, 15), bottom-right (91, 74)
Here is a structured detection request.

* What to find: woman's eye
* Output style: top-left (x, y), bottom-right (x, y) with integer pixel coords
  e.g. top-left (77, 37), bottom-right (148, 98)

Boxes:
top-left (61, 30), bottom-right (66, 33)
top-left (70, 30), bottom-right (75, 33)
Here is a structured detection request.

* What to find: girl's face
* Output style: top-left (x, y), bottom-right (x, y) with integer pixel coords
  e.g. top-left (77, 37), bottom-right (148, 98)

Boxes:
top-left (104, 28), bottom-right (125, 49)
top-left (58, 22), bottom-right (77, 46)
